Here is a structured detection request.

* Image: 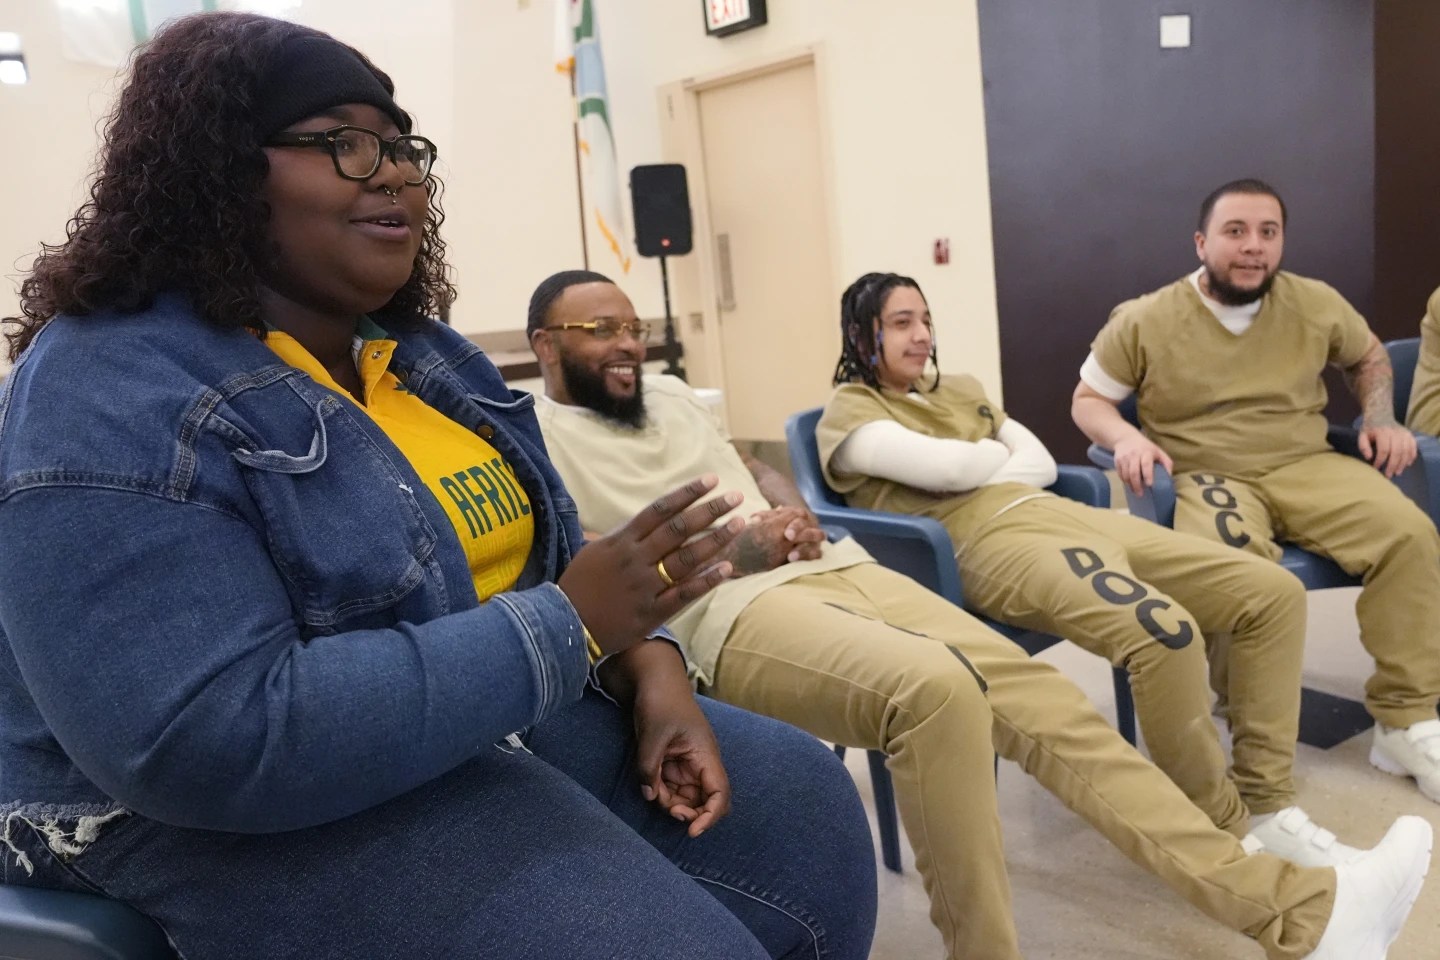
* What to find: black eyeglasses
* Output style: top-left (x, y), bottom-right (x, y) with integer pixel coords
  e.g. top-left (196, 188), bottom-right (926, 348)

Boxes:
top-left (544, 319), bottom-right (653, 342)
top-left (265, 125), bottom-right (438, 184)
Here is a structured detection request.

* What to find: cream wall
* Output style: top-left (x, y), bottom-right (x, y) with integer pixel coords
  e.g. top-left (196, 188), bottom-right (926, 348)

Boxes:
top-left (0, 0), bottom-right (453, 331)
top-left (2, 0), bottom-right (1001, 397)
top-left (451, 0), bottom-right (1003, 399)
top-left (2, 2), bottom-right (121, 333)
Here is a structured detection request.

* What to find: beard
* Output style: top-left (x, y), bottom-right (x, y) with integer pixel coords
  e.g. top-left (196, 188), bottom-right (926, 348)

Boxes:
top-left (559, 351), bottom-right (646, 428)
top-left (1203, 264), bottom-right (1277, 307)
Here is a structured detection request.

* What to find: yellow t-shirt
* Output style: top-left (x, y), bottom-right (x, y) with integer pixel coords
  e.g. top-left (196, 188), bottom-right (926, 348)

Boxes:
top-left (1406, 287), bottom-right (1440, 437)
top-left (1091, 271), bottom-right (1374, 479)
top-left (264, 326), bottom-right (534, 603)
top-left (817, 375), bottom-right (1049, 548)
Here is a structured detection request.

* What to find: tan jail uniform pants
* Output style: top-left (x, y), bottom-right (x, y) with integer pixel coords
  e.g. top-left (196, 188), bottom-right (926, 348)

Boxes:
top-left (1173, 451), bottom-right (1440, 728)
top-left (707, 562), bottom-right (1334, 960)
top-left (956, 497), bottom-right (1307, 833)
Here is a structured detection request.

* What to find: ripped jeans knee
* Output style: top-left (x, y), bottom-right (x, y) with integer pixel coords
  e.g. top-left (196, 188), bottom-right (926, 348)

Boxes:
top-left (0, 803), bottom-right (128, 881)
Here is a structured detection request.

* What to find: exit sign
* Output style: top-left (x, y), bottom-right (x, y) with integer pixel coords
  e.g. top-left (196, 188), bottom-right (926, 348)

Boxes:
top-left (704, 0), bottom-right (767, 37)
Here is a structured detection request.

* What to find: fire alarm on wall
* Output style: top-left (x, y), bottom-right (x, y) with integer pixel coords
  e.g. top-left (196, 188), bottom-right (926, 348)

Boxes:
top-left (933, 238), bottom-right (951, 265)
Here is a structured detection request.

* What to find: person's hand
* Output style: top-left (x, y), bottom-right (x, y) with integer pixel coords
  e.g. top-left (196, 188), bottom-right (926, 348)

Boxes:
top-left (728, 506), bottom-right (825, 575)
top-left (1359, 421), bottom-right (1418, 478)
top-left (1113, 434), bottom-right (1174, 496)
top-left (559, 475), bottom-right (744, 655)
top-left (778, 506), bottom-right (825, 563)
top-left (632, 674), bottom-right (730, 837)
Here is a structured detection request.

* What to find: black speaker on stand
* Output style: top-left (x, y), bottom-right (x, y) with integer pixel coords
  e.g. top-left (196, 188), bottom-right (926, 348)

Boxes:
top-left (630, 163), bottom-right (693, 380)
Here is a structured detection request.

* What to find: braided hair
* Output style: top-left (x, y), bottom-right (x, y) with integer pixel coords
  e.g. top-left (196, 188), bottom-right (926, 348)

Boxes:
top-left (832, 272), bottom-right (939, 391)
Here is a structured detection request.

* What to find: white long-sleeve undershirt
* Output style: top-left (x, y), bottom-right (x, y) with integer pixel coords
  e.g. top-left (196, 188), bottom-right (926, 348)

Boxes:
top-left (985, 418), bottom-right (1060, 488)
top-left (832, 417), bottom-right (1058, 494)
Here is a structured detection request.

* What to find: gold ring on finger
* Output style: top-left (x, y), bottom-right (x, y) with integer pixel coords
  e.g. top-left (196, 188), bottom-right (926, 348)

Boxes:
top-left (657, 559), bottom-right (676, 587)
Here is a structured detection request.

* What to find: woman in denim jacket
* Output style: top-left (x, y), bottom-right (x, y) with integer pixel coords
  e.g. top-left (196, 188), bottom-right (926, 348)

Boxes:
top-left (0, 13), bottom-right (876, 959)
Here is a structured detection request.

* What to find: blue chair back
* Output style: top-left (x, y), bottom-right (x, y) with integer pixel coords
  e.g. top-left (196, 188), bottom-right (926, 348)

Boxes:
top-left (1387, 337), bottom-right (1420, 423)
top-left (786, 408), bottom-right (846, 510)
top-left (1118, 394), bottom-right (1140, 428)
top-left (785, 408), bottom-right (964, 602)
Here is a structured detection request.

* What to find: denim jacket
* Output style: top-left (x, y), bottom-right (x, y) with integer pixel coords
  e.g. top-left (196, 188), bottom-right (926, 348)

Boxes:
top-left (0, 296), bottom-right (593, 836)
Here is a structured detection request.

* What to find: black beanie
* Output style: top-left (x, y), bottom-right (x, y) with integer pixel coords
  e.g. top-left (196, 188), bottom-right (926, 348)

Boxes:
top-left (254, 33), bottom-right (410, 140)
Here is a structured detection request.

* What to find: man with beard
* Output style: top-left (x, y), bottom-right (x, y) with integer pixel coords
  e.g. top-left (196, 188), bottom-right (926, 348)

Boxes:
top-left (527, 268), bottom-right (1432, 960)
top-left (1072, 178), bottom-right (1440, 806)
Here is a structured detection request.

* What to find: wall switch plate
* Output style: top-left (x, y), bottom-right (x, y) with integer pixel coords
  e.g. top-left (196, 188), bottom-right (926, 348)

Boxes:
top-left (1160, 14), bottom-right (1191, 49)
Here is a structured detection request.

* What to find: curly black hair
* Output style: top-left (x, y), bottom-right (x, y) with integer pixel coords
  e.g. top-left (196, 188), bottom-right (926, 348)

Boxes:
top-left (832, 271), bottom-right (939, 391)
top-left (4, 11), bottom-right (455, 360)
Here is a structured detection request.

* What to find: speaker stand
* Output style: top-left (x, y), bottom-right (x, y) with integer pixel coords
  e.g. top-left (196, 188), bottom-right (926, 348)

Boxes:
top-left (658, 255), bottom-right (686, 381)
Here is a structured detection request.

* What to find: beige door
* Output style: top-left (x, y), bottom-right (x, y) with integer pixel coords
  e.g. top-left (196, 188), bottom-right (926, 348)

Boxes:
top-left (696, 61), bottom-right (835, 441)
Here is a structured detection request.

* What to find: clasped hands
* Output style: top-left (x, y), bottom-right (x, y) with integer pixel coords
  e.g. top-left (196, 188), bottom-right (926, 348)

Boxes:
top-left (558, 474), bottom-right (758, 837)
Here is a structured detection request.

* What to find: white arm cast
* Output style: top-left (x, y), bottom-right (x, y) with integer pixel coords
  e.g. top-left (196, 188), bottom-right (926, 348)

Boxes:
top-left (831, 419), bottom-right (1010, 493)
top-left (985, 418), bottom-right (1058, 488)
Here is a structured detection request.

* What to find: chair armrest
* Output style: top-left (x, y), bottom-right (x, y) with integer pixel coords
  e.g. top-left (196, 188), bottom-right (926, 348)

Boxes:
top-left (1338, 422), bottom-right (1438, 519)
top-left (1049, 464), bottom-right (1111, 508)
top-left (820, 523), bottom-right (850, 544)
top-left (1086, 442), bottom-right (1116, 471)
top-left (810, 503), bottom-right (965, 605)
top-left (1085, 444), bottom-right (1176, 524)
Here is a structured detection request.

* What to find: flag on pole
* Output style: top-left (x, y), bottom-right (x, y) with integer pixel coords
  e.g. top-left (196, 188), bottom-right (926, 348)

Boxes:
top-left (554, 0), bottom-right (632, 275)
top-left (55, 0), bottom-right (299, 69)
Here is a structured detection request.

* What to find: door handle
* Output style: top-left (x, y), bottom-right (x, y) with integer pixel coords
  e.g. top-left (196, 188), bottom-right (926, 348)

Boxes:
top-left (716, 232), bottom-right (736, 311)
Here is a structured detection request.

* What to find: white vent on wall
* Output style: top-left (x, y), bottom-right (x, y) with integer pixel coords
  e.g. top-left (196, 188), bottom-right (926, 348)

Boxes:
top-left (1160, 14), bottom-right (1191, 49)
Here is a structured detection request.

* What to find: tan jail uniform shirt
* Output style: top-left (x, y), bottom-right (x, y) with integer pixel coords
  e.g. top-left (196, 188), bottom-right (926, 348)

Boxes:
top-left (1090, 271), bottom-right (1374, 479)
top-left (816, 375), bottom-right (1051, 550)
top-left (535, 375), bottom-right (870, 685)
top-left (1407, 286), bottom-right (1440, 436)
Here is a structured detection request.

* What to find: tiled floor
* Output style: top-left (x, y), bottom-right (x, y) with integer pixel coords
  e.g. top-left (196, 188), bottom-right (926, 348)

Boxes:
top-left (846, 586), bottom-right (1440, 959)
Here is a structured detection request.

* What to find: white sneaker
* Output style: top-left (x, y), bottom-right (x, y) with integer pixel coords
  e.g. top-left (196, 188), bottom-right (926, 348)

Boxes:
top-left (1370, 719), bottom-right (1440, 802)
top-left (1245, 806), bottom-right (1361, 867)
top-left (1304, 816), bottom-right (1432, 959)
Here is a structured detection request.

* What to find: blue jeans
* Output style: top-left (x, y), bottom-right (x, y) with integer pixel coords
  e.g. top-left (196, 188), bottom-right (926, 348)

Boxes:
top-left (4, 693), bottom-right (877, 960)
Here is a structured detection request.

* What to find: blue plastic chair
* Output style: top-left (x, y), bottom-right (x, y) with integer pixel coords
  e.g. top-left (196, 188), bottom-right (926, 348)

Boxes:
top-left (1391, 337), bottom-right (1420, 420)
top-left (1382, 337), bottom-right (1440, 524)
top-left (785, 408), bottom-right (1137, 874)
top-left (0, 885), bottom-right (173, 959)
